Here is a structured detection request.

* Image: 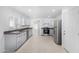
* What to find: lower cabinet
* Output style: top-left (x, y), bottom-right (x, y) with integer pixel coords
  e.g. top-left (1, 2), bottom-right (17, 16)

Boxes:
top-left (5, 34), bottom-right (17, 52)
top-left (27, 29), bottom-right (32, 39)
top-left (16, 30), bottom-right (27, 49)
top-left (4, 30), bottom-right (27, 52)
top-left (49, 29), bottom-right (54, 36)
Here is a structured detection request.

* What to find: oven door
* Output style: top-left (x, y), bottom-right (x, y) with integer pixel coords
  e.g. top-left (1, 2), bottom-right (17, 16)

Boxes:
top-left (43, 28), bottom-right (49, 34)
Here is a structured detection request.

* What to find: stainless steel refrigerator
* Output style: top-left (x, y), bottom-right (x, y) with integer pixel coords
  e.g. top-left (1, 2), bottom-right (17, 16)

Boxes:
top-left (54, 19), bottom-right (62, 45)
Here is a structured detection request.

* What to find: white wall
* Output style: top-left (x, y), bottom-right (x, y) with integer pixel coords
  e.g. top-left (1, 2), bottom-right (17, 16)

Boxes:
top-left (31, 18), bottom-right (55, 36)
top-left (62, 7), bottom-right (79, 53)
top-left (0, 7), bottom-right (30, 52)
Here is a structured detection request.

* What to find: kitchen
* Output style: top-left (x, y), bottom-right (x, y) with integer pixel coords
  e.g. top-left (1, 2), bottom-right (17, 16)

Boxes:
top-left (0, 6), bottom-right (79, 53)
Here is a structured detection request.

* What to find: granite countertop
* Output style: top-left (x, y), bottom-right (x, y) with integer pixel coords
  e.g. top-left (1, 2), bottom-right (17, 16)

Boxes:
top-left (4, 26), bottom-right (32, 34)
top-left (41, 27), bottom-right (54, 29)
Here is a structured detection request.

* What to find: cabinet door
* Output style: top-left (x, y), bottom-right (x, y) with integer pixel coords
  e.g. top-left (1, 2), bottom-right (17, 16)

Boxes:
top-left (23, 31), bottom-right (27, 42)
top-left (16, 35), bottom-right (21, 49)
top-left (16, 30), bottom-right (27, 49)
top-left (29, 29), bottom-right (32, 38)
top-left (50, 29), bottom-right (54, 36)
top-left (17, 38), bottom-right (22, 48)
top-left (5, 34), bottom-right (17, 52)
top-left (17, 33), bottom-right (23, 48)
top-left (21, 31), bottom-right (26, 42)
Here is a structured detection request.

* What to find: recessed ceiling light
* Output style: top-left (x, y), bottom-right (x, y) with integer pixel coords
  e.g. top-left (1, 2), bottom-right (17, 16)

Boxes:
top-left (28, 9), bottom-right (32, 12)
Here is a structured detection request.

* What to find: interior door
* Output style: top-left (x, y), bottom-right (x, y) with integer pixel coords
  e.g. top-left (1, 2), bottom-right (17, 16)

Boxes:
top-left (62, 7), bottom-right (79, 52)
top-left (62, 11), bottom-right (69, 50)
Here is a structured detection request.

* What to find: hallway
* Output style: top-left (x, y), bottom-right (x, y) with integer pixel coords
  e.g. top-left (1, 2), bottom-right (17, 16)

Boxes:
top-left (16, 36), bottom-right (66, 53)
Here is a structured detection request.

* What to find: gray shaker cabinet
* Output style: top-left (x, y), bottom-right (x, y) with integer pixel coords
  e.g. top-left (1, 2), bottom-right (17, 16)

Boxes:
top-left (4, 30), bottom-right (27, 52)
top-left (16, 30), bottom-right (27, 49)
top-left (27, 29), bottom-right (32, 39)
top-left (5, 34), bottom-right (17, 52)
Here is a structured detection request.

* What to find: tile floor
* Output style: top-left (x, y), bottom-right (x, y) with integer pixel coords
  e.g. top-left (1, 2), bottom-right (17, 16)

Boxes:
top-left (16, 36), bottom-right (66, 53)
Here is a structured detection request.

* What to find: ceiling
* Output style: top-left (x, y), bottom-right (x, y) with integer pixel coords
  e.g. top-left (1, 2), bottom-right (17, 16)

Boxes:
top-left (9, 6), bottom-right (73, 18)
